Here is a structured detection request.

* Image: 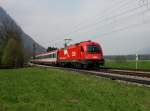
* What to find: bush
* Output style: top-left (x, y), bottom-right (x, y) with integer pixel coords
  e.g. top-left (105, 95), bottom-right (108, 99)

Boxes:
top-left (114, 56), bottom-right (127, 63)
top-left (1, 38), bottom-right (24, 67)
top-left (1, 30), bottom-right (25, 68)
top-left (0, 48), bottom-right (2, 65)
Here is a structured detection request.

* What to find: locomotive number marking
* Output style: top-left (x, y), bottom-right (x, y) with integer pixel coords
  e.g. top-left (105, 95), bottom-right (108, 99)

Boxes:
top-left (72, 51), bottom-right (76, 56)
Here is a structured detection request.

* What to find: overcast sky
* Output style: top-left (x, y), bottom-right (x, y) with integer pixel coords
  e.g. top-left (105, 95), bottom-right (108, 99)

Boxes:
top-left (1, 0), bottom-right (150, 55)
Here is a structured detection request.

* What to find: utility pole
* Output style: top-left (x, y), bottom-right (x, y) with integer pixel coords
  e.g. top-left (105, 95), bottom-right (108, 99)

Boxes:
top-left (147, 0), bottom-right (150, 10)
top-left (136, 53), bottom-right (139, 70)
top-left (33, 43), bottom-right (36, 59)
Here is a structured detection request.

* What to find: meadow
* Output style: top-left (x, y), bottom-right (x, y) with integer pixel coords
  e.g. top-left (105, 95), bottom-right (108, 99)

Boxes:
top-left (105, 60), bottom-right (150, 70)
top-left (0, 68), bottom-right (150, 111)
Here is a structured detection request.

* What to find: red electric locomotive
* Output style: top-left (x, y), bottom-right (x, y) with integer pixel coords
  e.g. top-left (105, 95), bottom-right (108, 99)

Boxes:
top-left (58, 40), bottom-right (104, 68)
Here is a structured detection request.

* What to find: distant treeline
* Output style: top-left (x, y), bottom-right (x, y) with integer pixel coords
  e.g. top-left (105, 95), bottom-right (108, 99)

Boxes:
top-left (105, 54), bottom-right (150, 61)
top-left (47, 47), bottom-right (57, 52)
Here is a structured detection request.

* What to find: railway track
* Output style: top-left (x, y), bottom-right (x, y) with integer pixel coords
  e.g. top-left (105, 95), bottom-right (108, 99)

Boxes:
top-left (98, 68), bottom-right (150, 78)
top-left (29, 63), bottom-right (150, 86)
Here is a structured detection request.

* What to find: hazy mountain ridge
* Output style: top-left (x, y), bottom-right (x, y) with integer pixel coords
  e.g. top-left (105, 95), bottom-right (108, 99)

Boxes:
top-left (0, 7), bottom-right (46, 53)
top-left (138, 47), bottom-right (150, 54)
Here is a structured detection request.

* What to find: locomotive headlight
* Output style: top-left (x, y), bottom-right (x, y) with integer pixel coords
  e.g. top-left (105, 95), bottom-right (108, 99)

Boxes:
top-left (85, 55), bottom-right (88, 59)
top-left (93, 56), bottom-right (98, 59)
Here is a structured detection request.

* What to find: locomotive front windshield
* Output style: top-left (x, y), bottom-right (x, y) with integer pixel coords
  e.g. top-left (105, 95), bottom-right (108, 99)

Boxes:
top-left (88, 45), bottom-right (101, 53)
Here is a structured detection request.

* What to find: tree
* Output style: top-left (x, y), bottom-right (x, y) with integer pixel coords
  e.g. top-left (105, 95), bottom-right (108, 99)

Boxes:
top-left (1, 31), bottom-right (24, 68)
top-left (23, 48), bottom-right (32, 65)
top-left (1, 38), bottom-right (24, 67)
top-left (47, 46), bottom-right (57, 52)
top-left (0, 48), bottom-right (3, 65)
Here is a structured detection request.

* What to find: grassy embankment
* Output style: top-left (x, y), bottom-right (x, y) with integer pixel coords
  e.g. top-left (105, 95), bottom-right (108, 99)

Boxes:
top-left (0, 68), bottom-right (150, 111)
top-left (105, 60), bottom-right (150, 70)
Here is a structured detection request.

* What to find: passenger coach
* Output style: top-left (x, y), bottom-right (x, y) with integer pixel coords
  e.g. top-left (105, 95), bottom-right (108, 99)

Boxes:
top-left (31, 50), bottom-right (57, 65)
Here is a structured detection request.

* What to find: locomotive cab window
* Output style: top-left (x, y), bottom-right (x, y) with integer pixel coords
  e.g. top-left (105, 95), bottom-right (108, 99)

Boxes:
top-left (88, 45), bottom-right (101, 53)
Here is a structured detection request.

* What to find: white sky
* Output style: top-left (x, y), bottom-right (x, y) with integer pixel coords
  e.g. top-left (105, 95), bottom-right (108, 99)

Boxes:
top-left (1, 0), bottom-right (150, 55)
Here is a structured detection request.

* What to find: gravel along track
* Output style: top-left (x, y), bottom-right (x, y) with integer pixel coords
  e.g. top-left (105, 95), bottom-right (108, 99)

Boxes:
top-left (29, 63), bottom-right (150, 86)
top-left (98, 69), bottom-right (150, 78)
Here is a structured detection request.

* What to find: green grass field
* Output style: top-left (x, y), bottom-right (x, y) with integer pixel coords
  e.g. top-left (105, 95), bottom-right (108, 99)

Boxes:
top-left (105, 60), bottom-right (150, 70)
top-left (0, 68), bottom-right (150, 111)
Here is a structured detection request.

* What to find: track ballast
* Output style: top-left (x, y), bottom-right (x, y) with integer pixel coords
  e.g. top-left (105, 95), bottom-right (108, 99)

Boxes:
top-left (29, 63), bottom-right (150, 86)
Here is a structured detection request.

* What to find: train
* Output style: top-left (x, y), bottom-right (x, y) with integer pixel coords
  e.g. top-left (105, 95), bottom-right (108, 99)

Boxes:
top-left (31, 40), bottom-right (104, 68)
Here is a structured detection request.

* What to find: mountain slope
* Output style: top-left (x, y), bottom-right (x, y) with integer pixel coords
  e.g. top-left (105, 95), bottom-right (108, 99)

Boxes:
top-left (0, 7), bottom-right (46, 53)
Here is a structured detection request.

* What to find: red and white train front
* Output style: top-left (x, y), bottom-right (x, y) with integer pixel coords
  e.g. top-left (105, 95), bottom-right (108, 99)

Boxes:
top-left (58, 40), bottom-right (104, 68)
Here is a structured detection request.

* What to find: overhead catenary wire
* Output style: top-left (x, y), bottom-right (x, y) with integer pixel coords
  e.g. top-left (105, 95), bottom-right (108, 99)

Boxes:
top-left (66, 0), bottom-right (145, 36)
top-left (98, 19), bottom-right (150, 37)
top-left (85, 10), bottom-right (150, 38)
top-left (66, 0), bottom-right (139, 35)
top-left (69, 3), bottom-right (149, 35)
top-left (58, 0), bottom-right (150, 46)
top-left (76, 6), bottom-right (150, 35)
